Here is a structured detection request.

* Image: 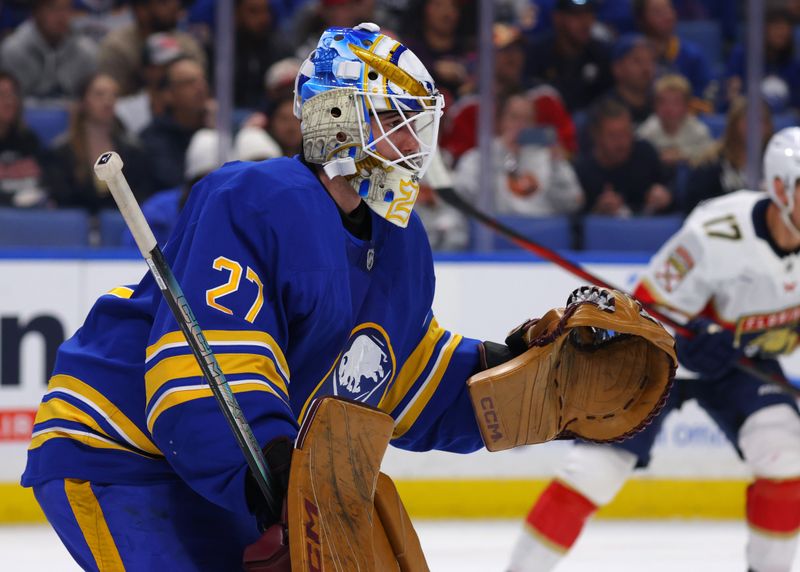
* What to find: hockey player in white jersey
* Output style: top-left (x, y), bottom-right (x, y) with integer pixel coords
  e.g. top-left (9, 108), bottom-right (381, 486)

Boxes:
top-left (508, 127), bottom-right (800, 572)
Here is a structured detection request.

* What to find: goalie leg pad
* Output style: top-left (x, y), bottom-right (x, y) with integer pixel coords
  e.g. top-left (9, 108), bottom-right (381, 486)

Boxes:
top-left (374, 472), bottom-right (428, 571)
top-left (286, 397), bottom-right (429, 572)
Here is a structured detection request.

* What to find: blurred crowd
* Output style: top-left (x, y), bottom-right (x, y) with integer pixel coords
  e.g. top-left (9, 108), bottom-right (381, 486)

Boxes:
top-left (0, 0), bottom-right (798, 250)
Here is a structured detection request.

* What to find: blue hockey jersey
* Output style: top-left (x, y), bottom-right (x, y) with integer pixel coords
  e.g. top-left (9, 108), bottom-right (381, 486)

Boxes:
top-left (22, 157), bottom-right (484, 518)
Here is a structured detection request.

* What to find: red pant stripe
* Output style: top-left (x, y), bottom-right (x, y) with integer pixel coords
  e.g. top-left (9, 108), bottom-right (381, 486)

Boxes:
top-left (526, 480), bottom-right (598, 549)
top-left (747, 478), bottom-right (800, 534)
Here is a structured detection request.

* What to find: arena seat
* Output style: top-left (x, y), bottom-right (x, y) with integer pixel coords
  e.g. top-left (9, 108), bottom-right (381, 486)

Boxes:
top-left (0, 207), bottom-right (89, 247)
top-left (98, 209), bottom-right (130, 247)
top-left (490, 215), bottom-right (574, 251)
top-left (582, 215), bottom-right (684, 253)
top-left (676, 20), bottom-right (723, 73)
top-left (774, 113), bottom-right (799, 131)
top-left (22, 105), bottom-right (69, 147)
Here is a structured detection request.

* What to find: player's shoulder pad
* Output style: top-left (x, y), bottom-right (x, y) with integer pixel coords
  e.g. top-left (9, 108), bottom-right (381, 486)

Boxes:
top-left (684, 189), bottom-right (762, 237)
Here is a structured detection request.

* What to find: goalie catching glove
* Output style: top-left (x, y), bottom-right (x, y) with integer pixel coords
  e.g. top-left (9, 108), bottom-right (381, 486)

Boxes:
top-left (469, 286), bottom-right (676, 451)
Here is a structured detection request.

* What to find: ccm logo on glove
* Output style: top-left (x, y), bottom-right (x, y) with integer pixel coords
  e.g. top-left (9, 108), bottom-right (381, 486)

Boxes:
top-left (479, 397), bottom-right (503, 443)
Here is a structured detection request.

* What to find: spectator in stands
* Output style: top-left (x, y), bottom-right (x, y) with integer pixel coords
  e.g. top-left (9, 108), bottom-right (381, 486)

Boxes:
top-left (140, 57), bottom-right (213, 191)
top-left (524, 0), bottom-right (614, 113)
top-left (263, 57), bottom-right (302, 104)
top-left (526, 0), bottom-right (636, 38)
top-left (0, 2), bottom-right (31, 40)
top-left (45, 73), bottom-right (153, 213)
top-left (672, 0), bottom-right (738, 45)
top-left (722, 7), bottom-right (800, 114)
top-left (440, 23), bottom-right (577, 163)
top-left (235, 94), bottom-right (302, 160)
top-left (399, 0), bottom-right (476, 102)
top-left (605, 34), bottom-right (656, 126)
top-left (98, 0), bottom-right (206, 97)
top-left (454, 91), bottom-right (584, 216)
top-left (0, 72), bottom-right (47, 207)
top-left (72, 0), bottom-right (133, 44)
top-left (0, 0), bottom-right (97, 100)
top-left (239, 57), bottom-right (302, 132)
top-left (683, 98), bottom-right (774, 213)
top-left (234, 0), bottom-right (292, 109)
top-left (576, 98), bottom-right (671, 216)
top-left (235, 126), bottom-right (281, 162)
top-left (264, 94), bottom-right (302, 156)
top-left (115, 32), bottom-right (184, 135)
top-left (633, 0), bottom-right (712, 101)
top-left (124, 128), bottom-right (224, 248)
top-left (414, 179), bottom-right (470, 251)
top-left (291, 0), bottom-right (375, 60)
top-left (637, 74), bottom-right (713, 169)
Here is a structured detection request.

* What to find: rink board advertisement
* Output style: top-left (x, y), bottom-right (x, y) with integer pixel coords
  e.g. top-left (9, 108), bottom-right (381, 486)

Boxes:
top-left (1, 252), bottom-right (797, 521)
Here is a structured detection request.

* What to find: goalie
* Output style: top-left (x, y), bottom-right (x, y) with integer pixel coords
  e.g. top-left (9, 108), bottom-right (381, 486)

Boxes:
top-left (21, 23), bottom-right (675, 571)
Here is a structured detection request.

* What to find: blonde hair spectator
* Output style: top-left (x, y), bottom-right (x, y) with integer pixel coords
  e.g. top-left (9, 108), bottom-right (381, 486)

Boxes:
top-left (637, 73), bottom-right (713, 167)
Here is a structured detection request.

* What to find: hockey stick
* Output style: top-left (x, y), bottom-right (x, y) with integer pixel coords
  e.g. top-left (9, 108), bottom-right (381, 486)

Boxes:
top-left (436, 185), bottom-right (800, 398)
top-left (94, 152), bottom-right (281, 518)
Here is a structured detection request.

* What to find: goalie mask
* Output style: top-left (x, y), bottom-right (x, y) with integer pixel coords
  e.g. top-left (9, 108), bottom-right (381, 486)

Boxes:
top-left (764, 127), bottom-right (800, 238)
top-left (294, 22), bottom-right (444, 227)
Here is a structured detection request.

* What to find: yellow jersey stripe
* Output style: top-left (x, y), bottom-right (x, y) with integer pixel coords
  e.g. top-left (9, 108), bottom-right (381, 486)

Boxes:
top-left (29, 428), bottom-right (156, 459)
top-left (34, 397), bottom-right (114, 441)
top-left (392, 334), bottom-right (462, 438)
top-left (105, 286), bottom-right (134, 299)
top-left (378, 318), bottom-right (446, 413)
top-left (146, 330), bottom-right (290, 379)
top-left (145, 353), bottom-right (288, 404)
top-left (48, 375), bottom-right (161, 456)
top-left (64, 479), bottom-right (125, 571)
top-left (146, 380), bottom-right (279, 433)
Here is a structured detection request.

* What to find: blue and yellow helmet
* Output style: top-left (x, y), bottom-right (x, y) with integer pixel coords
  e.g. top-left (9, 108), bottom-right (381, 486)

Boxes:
top-left (293, 23), bottom-right (444, 227)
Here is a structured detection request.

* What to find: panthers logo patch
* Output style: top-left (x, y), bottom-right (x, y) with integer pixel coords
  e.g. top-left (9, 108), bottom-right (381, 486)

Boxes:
top-left (332, 324), bottom-right (395, 405)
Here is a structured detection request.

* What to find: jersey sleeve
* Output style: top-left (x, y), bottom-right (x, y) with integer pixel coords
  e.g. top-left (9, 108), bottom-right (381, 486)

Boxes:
top-left (633, 219), bottom-right (714, 317)
top-left (144, 167), bottom-right (299, 517)
top-left (379, 311), bottom-right (484, 454)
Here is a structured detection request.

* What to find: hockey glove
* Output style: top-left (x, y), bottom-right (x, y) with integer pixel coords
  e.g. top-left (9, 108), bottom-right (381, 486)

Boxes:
top-left (245, 436), bottom-right (293, 530)
top-left (468, 286), bottom-right (676, 450)
top-left (676, 317), bottom-right (743, 379)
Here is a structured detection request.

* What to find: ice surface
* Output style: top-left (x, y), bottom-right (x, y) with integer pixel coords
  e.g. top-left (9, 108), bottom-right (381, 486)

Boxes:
top-left (3, 519), bottom-right (799, 571)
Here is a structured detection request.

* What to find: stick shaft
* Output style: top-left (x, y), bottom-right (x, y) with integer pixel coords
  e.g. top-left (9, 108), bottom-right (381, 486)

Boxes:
top-left (94, 152), bottom-right (280, 517)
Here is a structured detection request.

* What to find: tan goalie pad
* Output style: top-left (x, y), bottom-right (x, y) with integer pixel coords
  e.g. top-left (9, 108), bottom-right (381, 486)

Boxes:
top-left (468, 286), bottom-right (677, 451)
top-left (287, 396), bottom-right (428, 571)
top-left (373, 472), bottom-right (428, 571)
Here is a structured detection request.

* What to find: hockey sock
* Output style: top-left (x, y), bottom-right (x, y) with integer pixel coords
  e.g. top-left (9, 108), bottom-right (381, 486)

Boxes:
top-left (746, 477), bottom-right (800, 572)
top-left (508, 480), bottom-right (598, 572)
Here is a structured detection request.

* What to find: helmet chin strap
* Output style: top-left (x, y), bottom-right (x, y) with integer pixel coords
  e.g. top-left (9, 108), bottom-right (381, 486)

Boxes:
top-left (323, 157), bottom-right (357, 179)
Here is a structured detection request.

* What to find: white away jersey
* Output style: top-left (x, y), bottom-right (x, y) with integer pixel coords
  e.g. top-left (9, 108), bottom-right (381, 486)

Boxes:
top-left (634, 190), bottom-right (800, 356)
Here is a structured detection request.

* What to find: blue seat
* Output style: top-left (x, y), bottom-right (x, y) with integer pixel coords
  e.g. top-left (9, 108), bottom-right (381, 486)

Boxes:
top-left (23, 105), bottom-right (69, 147)
top-left (98, 209), bottom-right (131, 247)
top-left (0, 207), bottom-right (89, 247)
top-left (774, 113), bottom-right (799, 131)
top-left (582, 215), bottom-right (684, 253)
top-left (676, 20), bottom-right (723, 72)
top-left (490, 215), bottom-right (573, 251)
